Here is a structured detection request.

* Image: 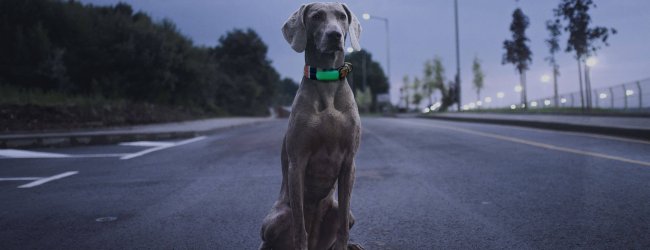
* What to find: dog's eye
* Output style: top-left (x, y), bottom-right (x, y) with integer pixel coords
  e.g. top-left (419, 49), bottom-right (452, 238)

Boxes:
top-left (312, 13), bottom-right (322, 20)
top-left (339, 13), bottom-right (347, 20)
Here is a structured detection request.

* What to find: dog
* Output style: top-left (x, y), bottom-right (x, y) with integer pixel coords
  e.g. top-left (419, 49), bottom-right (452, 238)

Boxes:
top-left (259, 3), bottom-right (363, 250)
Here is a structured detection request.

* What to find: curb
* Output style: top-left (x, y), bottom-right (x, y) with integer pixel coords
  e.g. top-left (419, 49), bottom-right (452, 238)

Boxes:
top-left (419, 115), bottom-right (650, 141)
top-left (0, 119), bottom-right (269, 149)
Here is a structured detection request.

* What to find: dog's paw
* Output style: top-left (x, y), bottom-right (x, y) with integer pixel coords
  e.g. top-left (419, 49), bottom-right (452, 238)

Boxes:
top-left (348, 243), bottom-right (365, 250)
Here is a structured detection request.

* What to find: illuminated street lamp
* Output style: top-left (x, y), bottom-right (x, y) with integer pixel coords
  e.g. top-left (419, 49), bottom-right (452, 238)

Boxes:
top-left (484, 97), bottom-right (492, 103)
top-left (514, 85), bottom-right (523, 93)
top-left (586, 57), bottom-right (598, 67)
top-left (541, 74), bottom-right (551, 83)
top-left (496, 92), bottom-right (505, 98)
top-left (346, 47), bottom-right (354, 53)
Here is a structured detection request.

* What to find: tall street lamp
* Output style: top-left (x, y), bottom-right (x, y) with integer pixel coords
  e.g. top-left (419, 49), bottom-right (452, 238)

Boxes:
top-left (453, 0), bottom-right (461, 111)
top-left (361, 13), bottom-right (391, 93)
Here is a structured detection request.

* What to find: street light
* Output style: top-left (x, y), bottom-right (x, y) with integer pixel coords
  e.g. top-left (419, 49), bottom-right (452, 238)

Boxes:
top-left (514, 85), bottom-right (523, 93)
top-left (496, 92), bottom-right (505, 98)
top-left (346, 47), bottom-right (354, 53)
top-left (541, 74), bottom-right (551, 83)
top-left (484, 97), bottom-right (492, 103)
top-left (586, 57), bottom-right (598, 67)
top-left (361, 12), bottom-right (391, 100)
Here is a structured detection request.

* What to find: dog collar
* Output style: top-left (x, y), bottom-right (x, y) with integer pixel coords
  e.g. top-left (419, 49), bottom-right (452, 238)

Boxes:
top-left (304, 62), bottom-right (353, 81)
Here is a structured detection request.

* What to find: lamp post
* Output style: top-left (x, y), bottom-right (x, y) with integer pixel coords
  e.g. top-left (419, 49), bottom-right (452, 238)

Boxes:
top-left (361, 13), bottom-right (391, 93)
top-left (453, 0), bottom-right (461, 111)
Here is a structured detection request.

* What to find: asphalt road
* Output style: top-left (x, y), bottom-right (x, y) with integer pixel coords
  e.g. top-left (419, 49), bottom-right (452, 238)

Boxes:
top-left (1, 117), bottom-right (649, 249)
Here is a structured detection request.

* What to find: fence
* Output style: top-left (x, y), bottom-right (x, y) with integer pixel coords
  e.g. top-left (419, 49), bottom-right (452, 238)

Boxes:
top-left (516, 77), bottom-right (650, 111)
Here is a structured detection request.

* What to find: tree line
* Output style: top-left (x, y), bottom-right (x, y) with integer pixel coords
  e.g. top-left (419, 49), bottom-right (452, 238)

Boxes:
top-left (504, 0), bottom-right (615, 110)
top-left (403, 0), bottom-right (615, 113)
top-left (0, 0), bottom-right (298, 116)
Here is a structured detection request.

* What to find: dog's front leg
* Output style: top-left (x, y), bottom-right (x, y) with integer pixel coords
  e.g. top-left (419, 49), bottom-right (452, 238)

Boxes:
top-left (288, 155), bottom-right (308, 250)
top-left (334, 157), bottom-right (355, 250)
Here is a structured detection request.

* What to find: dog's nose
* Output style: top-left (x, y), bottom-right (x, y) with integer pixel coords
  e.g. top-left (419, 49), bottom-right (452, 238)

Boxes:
top-left (326, 31), bottom-right (342, 40)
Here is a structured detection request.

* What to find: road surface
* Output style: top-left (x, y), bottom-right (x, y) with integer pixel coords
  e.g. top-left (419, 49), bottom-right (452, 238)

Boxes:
top-left (1, 118), bottom-right (649, 249)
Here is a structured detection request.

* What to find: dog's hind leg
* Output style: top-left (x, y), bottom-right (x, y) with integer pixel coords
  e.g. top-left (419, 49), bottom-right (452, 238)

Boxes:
top-left (260, 203), bottom-right (293, 250)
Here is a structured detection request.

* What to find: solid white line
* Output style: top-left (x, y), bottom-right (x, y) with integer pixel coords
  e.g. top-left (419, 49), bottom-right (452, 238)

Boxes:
top-left (120, 136), bottom-right (206, 160)
top-left (0, 152), bottom-right (127, 159)
top-left (400, 120), bottom-right (650, 167)
top-left (0, 177), bottom-right (41, 181)
top-left (17, 171), bottom-right (78, 188)
top-left (0, 149), bottom-right (70, 158)
top-left (120, 141), bottom-right (175, 147)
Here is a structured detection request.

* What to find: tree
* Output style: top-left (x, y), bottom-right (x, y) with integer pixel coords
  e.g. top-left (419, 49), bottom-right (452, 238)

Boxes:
top-left (412, 77), bottom-right (422, 110)
top-left (472, 56), bottom-right (484, 103)
top-left (545, 19), bottom-right (562, 107)
top-left (273, 78), bottom-right (299, 106)
top-left (345, 50), bottom-right (389, 112)
top-left (401, 75), bottom-right (410, 111)
top-left (502, 8), bottom-right (532, 110)
top-left (212, 29), bottom-right (280, 115)
top-left (423, 60), bottom-right (435, 107)
top-left (554, 0), bottom-right (616, 110)
top-left (431, 56), bottom-right (454, 112)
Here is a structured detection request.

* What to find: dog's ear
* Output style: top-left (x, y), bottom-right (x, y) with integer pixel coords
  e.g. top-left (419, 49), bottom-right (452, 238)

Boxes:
top-left (282, 4), bottom-right (310, 53)
top-left (341, 3), bottom-right (361, 51)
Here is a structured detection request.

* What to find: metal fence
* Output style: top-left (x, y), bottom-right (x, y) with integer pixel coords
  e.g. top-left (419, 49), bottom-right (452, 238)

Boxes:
top-left (520, 77), bottom-right (650, 111)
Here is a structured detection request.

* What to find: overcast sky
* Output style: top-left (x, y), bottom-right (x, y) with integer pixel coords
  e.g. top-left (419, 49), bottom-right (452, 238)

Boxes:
top-left (81, 0), bottom-right (650, 107)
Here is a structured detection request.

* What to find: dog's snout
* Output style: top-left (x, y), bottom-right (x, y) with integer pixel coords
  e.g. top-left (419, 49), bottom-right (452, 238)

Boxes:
top-left (326, 31), bottom-right (342, 40)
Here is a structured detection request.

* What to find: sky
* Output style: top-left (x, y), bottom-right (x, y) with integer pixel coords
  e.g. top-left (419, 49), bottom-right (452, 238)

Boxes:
top-left (80, 0), bottom-right (650, 108)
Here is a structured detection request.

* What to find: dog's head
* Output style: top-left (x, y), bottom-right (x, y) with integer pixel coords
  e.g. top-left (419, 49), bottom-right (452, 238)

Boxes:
top-left (282, 2), bottom-right (361, 54)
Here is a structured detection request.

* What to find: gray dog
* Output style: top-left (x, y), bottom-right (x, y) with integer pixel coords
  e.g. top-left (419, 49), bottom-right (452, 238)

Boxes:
top-left (259, 2), bottom-right (363, 250)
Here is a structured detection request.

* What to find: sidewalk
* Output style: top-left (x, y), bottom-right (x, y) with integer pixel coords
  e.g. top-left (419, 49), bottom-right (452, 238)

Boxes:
top-left (420, 113), bottom-right (650, 141)
top-left (0, 117), bottom-right (271, 149)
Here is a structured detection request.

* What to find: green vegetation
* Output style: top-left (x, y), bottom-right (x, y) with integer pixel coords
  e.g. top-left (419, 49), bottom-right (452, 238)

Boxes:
top-left (0, 0), bottom-right (297, 124)
top-left (553, 0), bottom-right (616, 110)
top-left (502, 8), bottom-right (532, 110)
top-left (472, 56), bottom-right (484, 103)
top-left (344, 50), bottom-right (389, 112)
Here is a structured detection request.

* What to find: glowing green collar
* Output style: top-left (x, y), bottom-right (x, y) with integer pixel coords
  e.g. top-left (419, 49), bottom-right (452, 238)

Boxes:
top-left (304, 62), bottom-right (353, 81)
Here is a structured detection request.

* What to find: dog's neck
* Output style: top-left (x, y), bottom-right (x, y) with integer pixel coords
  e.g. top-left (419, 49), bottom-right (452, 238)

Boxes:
top-left (302, 43), bottom-right (347, 111)
top-left (304, 46), bottom-right (344, 69)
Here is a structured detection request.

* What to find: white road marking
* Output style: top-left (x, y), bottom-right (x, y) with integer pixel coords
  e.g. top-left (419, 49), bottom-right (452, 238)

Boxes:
top-left (401, 120), bottom-right (650, 167)
top-left (0, 177), bottom-right (41, 181)
top-left (477, 122), bottom-right (650, 145)
top-left (120, 136), bottom-right (206, 160)
top-left (120, 141), bottom-right (175, 147)
top-left (0, 149), bottom-right (127, 159)
top-left (17, 171), bottom-right (78, 188)
top-left (0, 149), bottom-right (70, 158)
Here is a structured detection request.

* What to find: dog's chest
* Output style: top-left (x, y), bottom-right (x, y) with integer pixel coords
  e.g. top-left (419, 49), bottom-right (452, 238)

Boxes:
top-left (306, 108), bottom-right (357, 146)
